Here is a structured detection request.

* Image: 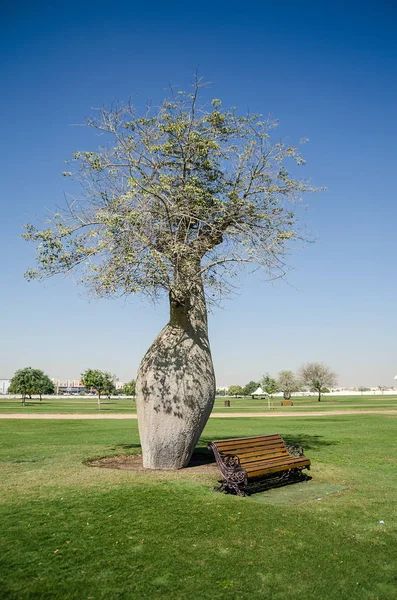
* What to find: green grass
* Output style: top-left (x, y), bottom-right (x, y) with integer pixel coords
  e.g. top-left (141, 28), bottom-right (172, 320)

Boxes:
top-left (1, 394), bottom-right (397, 414)
top-left (1, 415), bottom-right (397, 599)
top-left (0, 396), bottom-right (137, 413)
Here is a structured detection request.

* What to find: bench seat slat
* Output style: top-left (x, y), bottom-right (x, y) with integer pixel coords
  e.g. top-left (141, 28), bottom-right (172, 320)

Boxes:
top-left (213, 434), bottom-right (281, 444)
top-left (246, 462), bottom-right (310, 478)
top-left (246, 459), bottom-right (310, 474)
top-left (214, 435), bottom-right (281, 448)
top-left (244, 456), bottom-right (309, 470)
top-left (216, 441), bottom-right (287, 453)
top-left (239, 452), bottom-right (289, 464)
top-left (230, 446), bottom-right (289, 458)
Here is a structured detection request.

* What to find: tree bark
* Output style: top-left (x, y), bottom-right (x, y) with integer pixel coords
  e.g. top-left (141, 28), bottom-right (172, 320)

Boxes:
top-left (318, 389), bottom-right (321, 401)
top-left (136, 267), bottom-right (216, 470)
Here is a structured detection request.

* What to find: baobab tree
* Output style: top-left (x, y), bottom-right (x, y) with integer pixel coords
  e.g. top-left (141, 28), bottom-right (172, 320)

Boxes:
top-left (23, 76), bottom-right (320, 469)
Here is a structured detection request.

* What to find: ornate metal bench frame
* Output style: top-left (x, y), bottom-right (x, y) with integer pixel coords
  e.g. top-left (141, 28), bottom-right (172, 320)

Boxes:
top-left (208, 439), bottom-right (310, 497)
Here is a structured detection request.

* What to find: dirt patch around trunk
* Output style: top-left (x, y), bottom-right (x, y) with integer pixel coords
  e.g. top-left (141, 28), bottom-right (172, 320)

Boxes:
top-left (86, 452), bottom-right (219, 477)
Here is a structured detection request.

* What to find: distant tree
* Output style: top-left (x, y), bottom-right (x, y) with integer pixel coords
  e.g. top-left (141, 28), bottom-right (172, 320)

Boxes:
top-left (260, 374), bottom-right (279, 398)
top-left (243, 381), bottom-right (259, 397)
top-left (358, 387), bottom-right (370, 392)
top-left (299, 362), bottom-right (337, 401)
top-left (123, 379), bottom-right (136, 396)
top-left (9, 367), bottom-right (50, 405)
top-left (81, 369), bottom-right (116, 409)
top-left (35, 373), bottom-right (55, 400)
top-left (277, 370), bottom-right (299, 400)
top-left (228, 385), bottom-right (244, 397)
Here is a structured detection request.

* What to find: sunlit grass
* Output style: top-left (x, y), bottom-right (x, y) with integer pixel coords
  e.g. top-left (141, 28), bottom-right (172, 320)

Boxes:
top-left (1, 415), bottom-right (397, 599)
top-left (1, 394), bottom-right (397, 415)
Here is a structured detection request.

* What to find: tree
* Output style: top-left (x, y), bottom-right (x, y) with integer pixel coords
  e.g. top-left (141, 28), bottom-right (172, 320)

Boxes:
top-left (243, 381), bottom-right (259, 397)
top-left (35, 373), bottom-right (55, 400)
top-left (23, 76), bottom-right (319, 469)
top-left (123, 379), bottom-right (136, 396)
top-left (81, 369), bottom-right (115, 409)
top-left (228, 385), bottom-right (244, 397)
top-left (299, 362), bottom-right (337, 401)
top-left (277, 370), bottom-right (299, 400)
top-left (8, 367), bottom-right (53, 404)
top-left (260, 374), bottom-right (279, 397)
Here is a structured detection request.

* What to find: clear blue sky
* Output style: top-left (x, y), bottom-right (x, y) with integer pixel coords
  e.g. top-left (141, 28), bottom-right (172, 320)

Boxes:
top-left (1, 0), bottom-right (396, 387)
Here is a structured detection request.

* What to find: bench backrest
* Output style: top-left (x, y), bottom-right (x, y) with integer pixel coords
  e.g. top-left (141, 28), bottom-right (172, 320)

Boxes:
top-left (211, 434), bottom-right (288, 469)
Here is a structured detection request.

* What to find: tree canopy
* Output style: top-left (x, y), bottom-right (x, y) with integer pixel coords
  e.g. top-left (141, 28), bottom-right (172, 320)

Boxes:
top-left (277, 370), bottom-right (300, 399)
top-left (9, 368), bottom-right (54, 404)
top-left (243, 381), bottom-right (259, 396)
top-left (299, 362), bottom-right (337, 401)
top-left (123, 379), bottom-right (136, 396)
top-left (228, 385), bottom-right (244, 397)
top-left (260, 374), bottom-right (279, 397)
top-left (23, 76), bottom-right (319, 306)
top-left (81, 369), bottom-right (116, 409)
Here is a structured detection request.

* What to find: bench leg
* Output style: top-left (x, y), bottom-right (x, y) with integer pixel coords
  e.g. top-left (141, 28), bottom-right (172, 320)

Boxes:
top-left (214, 475), bottom-right (248, 497)
top-left (213, 481), bottom-right (227, 493)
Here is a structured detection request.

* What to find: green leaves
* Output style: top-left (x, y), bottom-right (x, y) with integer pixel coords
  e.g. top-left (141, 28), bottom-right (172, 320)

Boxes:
top-left (9, 368), bottom-right (54, 400)
top-left (23, 77), bottom-right (321, 303)
top-left (81, 369), bottom-right (116, 397)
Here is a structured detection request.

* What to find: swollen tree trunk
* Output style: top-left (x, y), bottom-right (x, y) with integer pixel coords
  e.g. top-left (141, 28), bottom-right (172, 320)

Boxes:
top-left (136, 269), bottom-right (216, 470)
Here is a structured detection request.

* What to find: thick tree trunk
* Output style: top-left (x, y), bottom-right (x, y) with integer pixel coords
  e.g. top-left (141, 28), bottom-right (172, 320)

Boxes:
top-left (136, 269), bottom-right (216, 470)
top-left (318, 390), bottom-right (321, 401)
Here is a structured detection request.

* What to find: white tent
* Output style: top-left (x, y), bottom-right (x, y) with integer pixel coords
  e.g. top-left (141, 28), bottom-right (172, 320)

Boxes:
top-left (252, 386), bottom-right (266, 396)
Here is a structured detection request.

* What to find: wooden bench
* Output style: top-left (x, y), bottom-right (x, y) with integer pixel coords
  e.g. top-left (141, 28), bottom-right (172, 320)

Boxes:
top-left (208, 434), bottom-right (310, 496)
top-left (281, 400), bottom-right (293, 406)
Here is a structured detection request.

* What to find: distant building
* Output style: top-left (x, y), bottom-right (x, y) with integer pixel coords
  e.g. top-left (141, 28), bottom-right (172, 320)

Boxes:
top-left (51, 379), bottom-right (85, 394)
top-left (50, 377), bottom-right (125, 394)
top-left (0, 379), bottom-right (11, 394)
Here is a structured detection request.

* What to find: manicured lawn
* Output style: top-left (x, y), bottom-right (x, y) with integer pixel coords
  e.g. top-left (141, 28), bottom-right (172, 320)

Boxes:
top-left (0, 396), bottom-right (138, 413)
top-left (1, 394), bottom-right (397, 414)
top-left (1, 415), bottom-right (397, 599)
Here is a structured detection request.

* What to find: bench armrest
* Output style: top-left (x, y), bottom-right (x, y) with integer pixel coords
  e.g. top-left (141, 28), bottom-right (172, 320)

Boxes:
top-left (286, 444), bottom-right (305, 457)
top-left (221, 453), bottom-right (241, 469)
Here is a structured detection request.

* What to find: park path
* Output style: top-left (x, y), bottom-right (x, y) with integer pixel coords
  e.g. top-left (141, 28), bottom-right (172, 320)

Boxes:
top-left (1, 409), bottom-right (397, 419)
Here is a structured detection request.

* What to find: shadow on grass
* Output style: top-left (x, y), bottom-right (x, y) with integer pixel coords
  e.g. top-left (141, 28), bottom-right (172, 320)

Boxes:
top-left (281, 433), bottom-right (337, 450)
top-left (111, 444), bottom-right (215, 467)
top-left (113, 443), bottom-right (142, 450)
